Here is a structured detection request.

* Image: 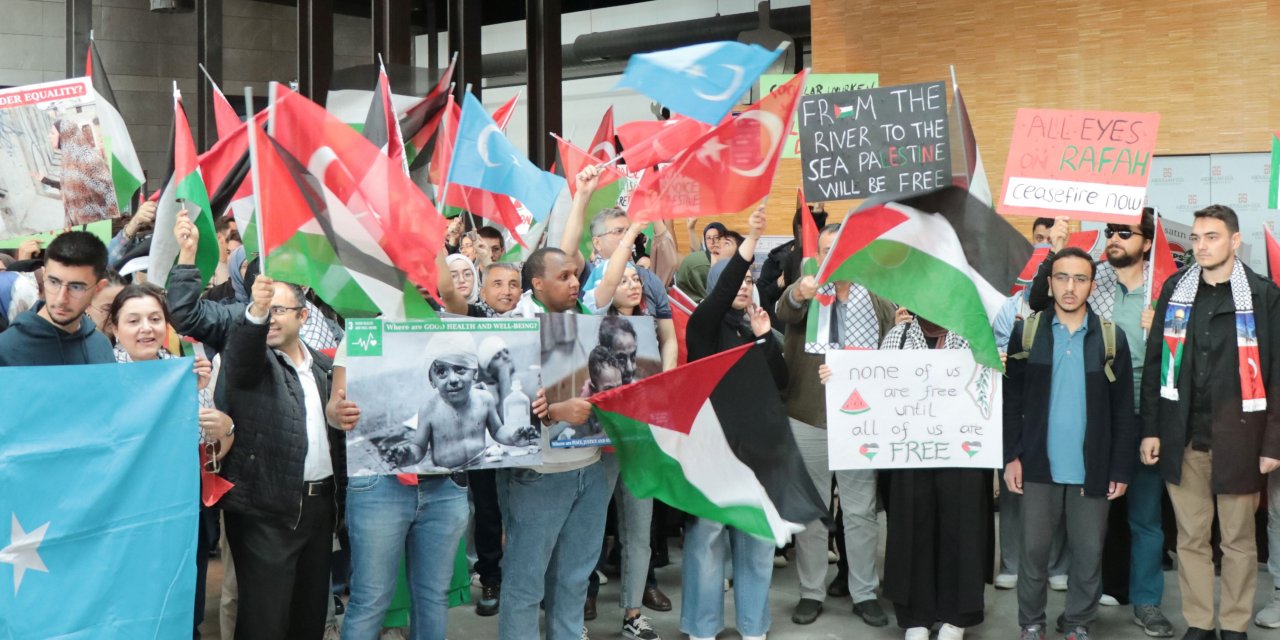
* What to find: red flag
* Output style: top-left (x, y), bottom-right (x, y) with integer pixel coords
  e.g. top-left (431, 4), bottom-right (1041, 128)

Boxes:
top-left (1267, 226), bottom-right (1280, 287)
top-left (1149, 215), bottom-right (1179, 306)
top-left (375, 63), bottom-right (408, 172)
top-left (492, 93), bottom-right (519, 130)
top-left (616, 115), bottom-right (712, 169)
top-left (798, 188), bottom-right (817, 260)
top-left (590, 107), bottom-right (617, 162)
top-left (555, 134), bottom-right (626, 198)
top-left (668, 286), bottom-right (696, 366)
top-left (1011, 230), bottom-right (1108, 294)
top-left (270, 83), bottom-right (448, 300)
top-left (628, 71), bottom-right (807, 222)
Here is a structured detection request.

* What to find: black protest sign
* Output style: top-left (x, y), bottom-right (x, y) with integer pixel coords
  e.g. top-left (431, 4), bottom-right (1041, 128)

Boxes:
top-left (796, 81), bottom-right (951, 202)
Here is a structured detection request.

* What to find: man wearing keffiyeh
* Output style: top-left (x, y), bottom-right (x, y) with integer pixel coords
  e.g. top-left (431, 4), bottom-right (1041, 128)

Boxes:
top-left (1140, 204), bottom-right (1280, 640)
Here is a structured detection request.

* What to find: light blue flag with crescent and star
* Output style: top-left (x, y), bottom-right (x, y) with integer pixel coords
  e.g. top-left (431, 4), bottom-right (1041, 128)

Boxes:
top-left (0, 359), bottom-right (199, 638)
top-left (615, 41), bottom-right (786, 125)
top-left (446, 92), bottom-right (566, 223)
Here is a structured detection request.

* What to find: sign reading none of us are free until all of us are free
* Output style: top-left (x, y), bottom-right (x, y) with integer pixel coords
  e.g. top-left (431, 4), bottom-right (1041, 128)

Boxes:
top-left (1000, 109), bottom-right (1161, 223)
top-left (824, 349), bottom-right (1002, 471)
top-left (795, 81), bottom-right (951, 203)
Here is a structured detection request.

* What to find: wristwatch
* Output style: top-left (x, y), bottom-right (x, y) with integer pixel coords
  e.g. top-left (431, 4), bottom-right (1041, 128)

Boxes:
top-left (226, 421), bottom-right (236, 437)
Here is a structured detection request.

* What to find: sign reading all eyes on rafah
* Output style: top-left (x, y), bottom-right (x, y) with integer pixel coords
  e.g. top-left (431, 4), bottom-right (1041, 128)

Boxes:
top-left (825, 349), bottom-right (1002, 470)
top-left (343, 318), bottom-right (544, 475)
top-left (0, 78), bottom-right (122, 239)
top-left (795, 81), bottom-right (951, 203)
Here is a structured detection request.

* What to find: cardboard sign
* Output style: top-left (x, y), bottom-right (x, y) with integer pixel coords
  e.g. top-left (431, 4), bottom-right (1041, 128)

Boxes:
top-left (796, 81), bottom-right (951, 202)
top-left (758, 73), bottom-right (880, 159)
top-left (0, 78), bottom-right (122, 240)
top-left (344, 318), bottom-right (544, 475)
top-left (1000, 109), bottom-right (1160, 222)
top-left (825, 349), bottom-right (1002, 470)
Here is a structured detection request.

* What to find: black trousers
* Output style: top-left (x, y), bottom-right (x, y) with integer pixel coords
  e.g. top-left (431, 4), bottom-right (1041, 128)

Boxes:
top-left (224, 492), bottom-right (334, 640)
top-left (469, 468), bottom-right (504, 587)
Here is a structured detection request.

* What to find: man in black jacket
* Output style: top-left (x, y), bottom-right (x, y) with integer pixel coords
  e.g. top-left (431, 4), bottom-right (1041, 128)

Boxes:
top-left (217, 274), bottom-right (346, 640)
top-left (1005, 247), bottom-right (1136, 640)
top-left (1141, 205), bottom-right (1280, 640)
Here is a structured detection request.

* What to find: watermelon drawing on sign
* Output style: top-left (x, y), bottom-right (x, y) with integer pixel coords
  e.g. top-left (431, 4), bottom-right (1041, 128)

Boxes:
top-left (841, 389), bottom-right (870, 415)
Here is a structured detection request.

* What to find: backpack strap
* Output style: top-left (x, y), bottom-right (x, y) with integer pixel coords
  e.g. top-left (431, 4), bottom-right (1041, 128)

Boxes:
top-left (1009, 311), bottom-right (1040, 361)
top-left (1100, 318), bottom-right (1117, 383)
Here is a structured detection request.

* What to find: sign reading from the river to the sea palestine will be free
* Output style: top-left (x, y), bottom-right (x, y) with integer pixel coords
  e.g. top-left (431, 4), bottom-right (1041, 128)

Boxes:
top-left (1001, 109), bottom-right (1161, 223)
top-left (796, 81), bottom-right (951, 202)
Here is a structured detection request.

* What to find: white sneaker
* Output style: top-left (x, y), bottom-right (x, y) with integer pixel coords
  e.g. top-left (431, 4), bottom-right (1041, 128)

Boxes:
top-left (905, 627), bottom-right (930, 640)
top-left (594, 569), bottom-right (608, 585)
top-left (470, 572), bottom-right (482, 588)
top-left (773, 554), bottom-right (788, 568)
top-left (1049, 575), bottom-right (1068, 591)
top-left (828, 549), bottom-right (840, 563)
top-left (994, 573), bottom-right (1017, 590)
top-left (938, 623), bottom-right (965, 640)
top-left (1098, 594), bottom-right (1120, 606)
top-left (1256, 588), bottom-right (1280, 628)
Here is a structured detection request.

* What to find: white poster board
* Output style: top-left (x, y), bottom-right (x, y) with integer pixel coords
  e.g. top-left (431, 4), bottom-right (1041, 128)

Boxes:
top-left (825, 349), bottom-right (1002, 470)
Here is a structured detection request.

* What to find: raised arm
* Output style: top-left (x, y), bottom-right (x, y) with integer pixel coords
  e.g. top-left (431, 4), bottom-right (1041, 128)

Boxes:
top-left (560, 165), bottom-right (602, 272)
top-left (592, 222), bottom-right (645, 311)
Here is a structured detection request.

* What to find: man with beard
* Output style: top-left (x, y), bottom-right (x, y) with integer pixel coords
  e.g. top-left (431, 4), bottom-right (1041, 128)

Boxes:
top-left (1025, 209), bottom-right (1172, 636)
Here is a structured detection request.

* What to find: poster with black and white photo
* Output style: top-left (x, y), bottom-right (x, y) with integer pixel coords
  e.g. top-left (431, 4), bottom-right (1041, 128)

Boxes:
top-left (541, 313), bottom-right (661, 448)
top-left (344, 317), bottom-right (544, 475)
top-left (0, 78), bottom-right (122, 239)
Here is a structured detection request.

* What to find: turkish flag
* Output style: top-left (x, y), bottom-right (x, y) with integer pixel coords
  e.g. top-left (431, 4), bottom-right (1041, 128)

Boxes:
top-left (616, 115), bottom-right (712, 169)
top-left (627, 71), bottom-right (807, 222)
top-left (556, 134), bottom-right (626, 198)
top-left (590, 106), bottom-right (617, 162)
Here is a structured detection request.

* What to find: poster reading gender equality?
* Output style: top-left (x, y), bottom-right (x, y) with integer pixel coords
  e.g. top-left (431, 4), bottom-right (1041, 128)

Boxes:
top-left (796, 81), bottom-right (950, 202)
top-left (0, 78), bottom-right (121, 240)
top-left (1001, 109), bottom-right (1160, 223)
top-left (824, 349), bottom-right (1002, 470)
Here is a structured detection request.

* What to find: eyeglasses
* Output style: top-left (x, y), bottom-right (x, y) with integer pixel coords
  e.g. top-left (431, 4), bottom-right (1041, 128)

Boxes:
top-left (704, 234), bottom-right (723, 244)
top-left (45, 275), bottom-right (93, 297)
top-left (1103, 228), bottom-right (1142, 240)
top-left (1051, 273), bottom-right (1092, 284)
top-left (594, 228), bottom-right (627, 238)
top-left (202, 438), bottom-right (222, 474)
top-left (269, 305), bottom-right (304, 317)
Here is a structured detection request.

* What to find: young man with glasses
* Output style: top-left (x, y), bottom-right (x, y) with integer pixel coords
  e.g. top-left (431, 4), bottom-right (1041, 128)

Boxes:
top-left (1025, 210), bottom-right (1174, 636)
top-left (1006, 247), bottom-right (1137, 640)
top-left (0, 231), bottom-right (114, 365)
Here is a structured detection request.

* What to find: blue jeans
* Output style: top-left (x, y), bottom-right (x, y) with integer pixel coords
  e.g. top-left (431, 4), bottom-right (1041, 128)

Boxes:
top-left (680, 518), bottom-right (774, 638)
top-left (340, 474), bottom-right (470, 640)
top-left (498, 461), bottom-right (610, 640)
top-left (1128, 461), bottom-right (1165, 606)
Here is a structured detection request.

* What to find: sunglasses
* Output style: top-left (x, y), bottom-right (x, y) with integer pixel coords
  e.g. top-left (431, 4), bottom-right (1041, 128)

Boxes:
top-left (202, 437), bottom-right (222, 474)
top-left (1103, 228), bottom-right (1142, 240)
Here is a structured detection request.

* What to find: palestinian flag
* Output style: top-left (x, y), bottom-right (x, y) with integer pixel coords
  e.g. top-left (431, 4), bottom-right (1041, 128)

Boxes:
top-left (150, 86), bottom-right (220, 287)
top-left (590, 342), bottom-right (828, 545)
top-left (86, 38), bottom-right (144, 213)
top-left (1270, 131), bottom-right (1279, 209)
top-left (248, 115), bottom-right (436, 320)
top-left (271, 82), bottom-right (449, 302)
top-left (362, 62), bottom-right (409, 174)
top-left (196, 109), bottom-right (269, 255)
top-left (816, 186), bottom-right (1031, 369)
top-left (1265, 226), bottom-right (1280, 287)
top-left (199, 63), bottom-right (243, 141)
top-left (948, 68), bottom-right (992, 207)
top-left (833, 104), bottom-right (856, 119)
top-left (1148, 213), bottom-right (1179, 306)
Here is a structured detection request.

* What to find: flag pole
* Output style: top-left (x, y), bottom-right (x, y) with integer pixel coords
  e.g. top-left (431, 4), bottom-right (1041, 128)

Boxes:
top-left (246, 84), bottom-right (265, 271)
top-left (1145, 210), bottom-right (1159, 340)
top-left (437, 85), bottom-right (469, 223)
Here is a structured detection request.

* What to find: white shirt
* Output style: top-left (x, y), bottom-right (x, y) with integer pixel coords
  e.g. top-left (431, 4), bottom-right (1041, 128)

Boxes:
top-left (246, 308), bottom-right (333, 481)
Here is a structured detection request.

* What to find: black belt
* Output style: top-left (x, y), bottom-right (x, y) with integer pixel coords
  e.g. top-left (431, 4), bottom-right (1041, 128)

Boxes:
top-left (416, 472), bottom-right (469, 488)
top-left (305, 477), bottom-right (335, 497)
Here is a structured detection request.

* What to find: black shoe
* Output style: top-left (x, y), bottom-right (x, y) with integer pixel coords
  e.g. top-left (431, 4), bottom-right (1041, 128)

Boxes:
top-left (827, 576), bottom-right (850, 598)
top-left (791, 598), bottom-right (823, 625)
top-left (1220, 631), bottom-right (1246, 640)
top-left (1182, 629), bottom-right (1217, 640)
top-left (642, 586), bottom-right (672, 612)
top-left (652, 547), bottom-right (670, 568)
top-left (476, 584), bottom-right (500, 617)
top-left (1056, 612), bottom-right (1066, 633)
top-left (584, 596), bottom-right (597, 621)
top-left (853, 599), bottom-right (888, 627)
top-left (333, 594), bottom-right (345, 616)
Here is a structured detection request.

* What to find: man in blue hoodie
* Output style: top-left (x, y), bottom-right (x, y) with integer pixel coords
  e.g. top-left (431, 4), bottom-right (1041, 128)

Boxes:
top-left (0, 231), bottom-right (113, 366)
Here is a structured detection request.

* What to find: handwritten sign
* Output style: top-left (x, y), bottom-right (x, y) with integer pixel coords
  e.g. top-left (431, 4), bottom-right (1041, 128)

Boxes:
top-left (825, 349), bottom-right (1002, 470)
top-left (795, 81), bottom-right (950, 203)
top-left (1000, 109), bottom-right (1161, 223)
top-left (758, 73), bottom-right (879, 158)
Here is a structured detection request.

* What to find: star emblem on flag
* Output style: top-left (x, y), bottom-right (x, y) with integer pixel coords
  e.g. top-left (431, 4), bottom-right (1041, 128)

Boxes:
top-left (695, 137), bottom-right (728, 166)
top-left (0, 514), bottom-right (50, 595)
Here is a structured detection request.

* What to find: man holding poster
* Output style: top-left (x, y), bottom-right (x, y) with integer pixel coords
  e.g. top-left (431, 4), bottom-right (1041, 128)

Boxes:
top-left (1005, 247), bottom-right (1136, 640)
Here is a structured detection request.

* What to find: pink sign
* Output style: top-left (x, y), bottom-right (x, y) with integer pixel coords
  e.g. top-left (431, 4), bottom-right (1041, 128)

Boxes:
top-left (1000, 109), bottom-right (1160, 223)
